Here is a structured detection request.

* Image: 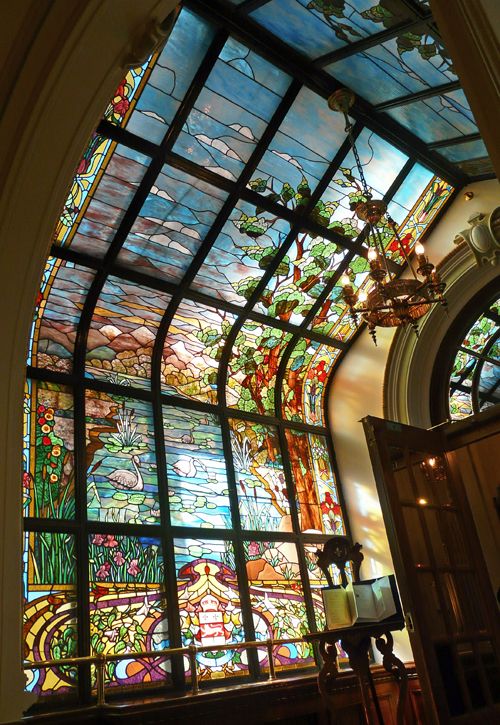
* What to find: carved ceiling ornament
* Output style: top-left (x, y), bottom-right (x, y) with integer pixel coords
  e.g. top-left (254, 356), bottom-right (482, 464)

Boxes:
top-left (454, 207), bottom-right (500, 266)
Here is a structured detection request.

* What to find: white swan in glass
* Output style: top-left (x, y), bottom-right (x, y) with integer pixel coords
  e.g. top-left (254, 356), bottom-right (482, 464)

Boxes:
top-left (107, 454), bottom-right (144, 491)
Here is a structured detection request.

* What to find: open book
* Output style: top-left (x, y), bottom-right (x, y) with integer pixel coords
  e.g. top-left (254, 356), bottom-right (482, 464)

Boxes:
top-left (322, 575), bottom-right (400, 630)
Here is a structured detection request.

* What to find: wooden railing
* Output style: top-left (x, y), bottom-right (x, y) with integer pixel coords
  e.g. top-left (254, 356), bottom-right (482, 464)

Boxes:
top-left (24, 636), bottom-right (308, 705)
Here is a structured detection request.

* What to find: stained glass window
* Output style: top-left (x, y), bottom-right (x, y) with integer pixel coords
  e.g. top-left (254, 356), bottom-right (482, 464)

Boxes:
top-left (448, 298), bottom-right (500, 420)
top-left (24, 0), bottom-right (477, 705)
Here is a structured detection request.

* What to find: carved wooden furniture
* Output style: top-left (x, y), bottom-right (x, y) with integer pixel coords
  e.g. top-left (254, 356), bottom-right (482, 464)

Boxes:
top-left (305, 618), bottom-right (407, 725)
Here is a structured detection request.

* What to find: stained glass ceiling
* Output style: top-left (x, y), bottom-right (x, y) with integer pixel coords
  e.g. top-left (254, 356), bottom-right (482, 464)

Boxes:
top-left (31, 0), bottom-right (492, 428)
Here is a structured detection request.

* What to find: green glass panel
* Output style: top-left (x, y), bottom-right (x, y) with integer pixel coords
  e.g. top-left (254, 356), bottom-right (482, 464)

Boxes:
top-left (89, 534), bottom-right (169, 688)
top-left (229, 418), bottom-right (290, 531)
top-left (85, 392), bottom-right (159, 524)
top-left (23, 380), bottom-right (75, 519)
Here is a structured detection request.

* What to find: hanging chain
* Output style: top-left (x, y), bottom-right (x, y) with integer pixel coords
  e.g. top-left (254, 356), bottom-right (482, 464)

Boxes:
top-left (343, 111), bottom-right (370, 199)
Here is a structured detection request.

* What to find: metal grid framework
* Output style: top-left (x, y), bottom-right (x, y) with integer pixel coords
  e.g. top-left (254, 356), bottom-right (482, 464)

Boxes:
top-left (22, 0), bottom-right (491, 705)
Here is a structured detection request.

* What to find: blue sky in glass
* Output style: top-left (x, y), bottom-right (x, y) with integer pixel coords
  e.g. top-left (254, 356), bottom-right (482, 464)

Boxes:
top-left (249, 87), bottom-right (346, 198)
top-left (117, 164), bottom-right (228, 282)
top-left (478, 362), bottom-right (500, 405)
top-left (386, 89), bottom-right (478, 142)
top-left (189, 199), bottom-right (291, 305)
top-left (251, 0), bottom-right (411, 60)
top-left (67, 145), bottom-right (150, 258)
top-left (318, 128), bottom-right (408, 232)
top-left (437, 139), bottom-right (488, 163)
top-left (173, 37), bottom-right (291, 182)
top-left (164, 407), bottom-right (231, 529)
top-left (386, 162), bottom-right (434, 223)
top-left (85, 276), bottom-right (171, 390)
top-left (126, 10), bottom-right (215, 143)
top-left (326, 36), bottom-right (457, 104)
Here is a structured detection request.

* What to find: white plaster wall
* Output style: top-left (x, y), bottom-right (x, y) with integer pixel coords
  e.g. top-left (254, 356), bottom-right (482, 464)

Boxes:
top-left (329, 178), bottom-right (499, 663)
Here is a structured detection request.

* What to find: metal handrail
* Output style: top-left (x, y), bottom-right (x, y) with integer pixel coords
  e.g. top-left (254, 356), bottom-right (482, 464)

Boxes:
top-left (24, 635), bottom-right (312, 705)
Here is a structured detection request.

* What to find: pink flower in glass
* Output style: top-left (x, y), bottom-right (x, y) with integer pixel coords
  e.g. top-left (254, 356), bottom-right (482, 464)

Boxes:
top-left (127, 559), bottom-right (141, 577)
top-left (92, 534), bottom-right (106, 546)
top-left (103, 535), bottom-right (118, 548)
top-left (113, 551), bottom-right (125, 566)
top-left (96, 562), bottom-right (111, 580)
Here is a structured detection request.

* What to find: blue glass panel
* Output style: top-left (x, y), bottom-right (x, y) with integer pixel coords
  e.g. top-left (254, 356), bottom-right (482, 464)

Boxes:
top-left (387, 163), bottom-right (434, 223)
top-left (251, 0), bottom-right (411, 60)
top-left (386, 90), bottom-right (478, 143)
top-left (126, 9), bottom-right (215, 143)
top-left (117, 164), bottom-right (228, 282)
top-left (326, 36), bottom-right (457, 103)
top-left (190, 199), bottom-right (291, 305)
top-left (68, 145), bottom-right (150, 258)
top-left (249, 87), bottom-right (346, 198)
top-left (163, 407), bottom-right (231, 528)
top-left (437, 139), bottom-right (488, 163)
top-left (173, 37), bottom-right (291, 181)
top-left (317, 128), bottom-right (408, 237)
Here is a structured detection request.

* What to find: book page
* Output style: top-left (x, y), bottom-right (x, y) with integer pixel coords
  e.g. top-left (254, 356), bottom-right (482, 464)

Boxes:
top-left (323, 587), bottom-right (355, 629)
top-left (372, 576), bottom-right (397, 620)
top-left (352, 583), bottom-right (378, 621)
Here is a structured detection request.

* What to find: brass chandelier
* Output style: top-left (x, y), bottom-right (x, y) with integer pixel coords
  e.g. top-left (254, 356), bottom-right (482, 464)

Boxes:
top-left (329, 88), bottom-right (447, 345)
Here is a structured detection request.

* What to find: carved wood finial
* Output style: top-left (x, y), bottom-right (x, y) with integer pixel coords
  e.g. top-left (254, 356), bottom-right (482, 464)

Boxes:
top-left (315, 536), bottom-right (364, 588)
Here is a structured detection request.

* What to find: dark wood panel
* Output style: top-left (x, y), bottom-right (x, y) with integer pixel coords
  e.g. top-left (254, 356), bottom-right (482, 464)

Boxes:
top-left (22, 668), bottom-right (423, 725)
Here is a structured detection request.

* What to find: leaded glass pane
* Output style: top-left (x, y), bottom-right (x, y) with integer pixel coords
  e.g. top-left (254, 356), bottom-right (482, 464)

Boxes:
top-left (286, 430), bottom-right (344, 535)
top-left (191, 200), bottom-right (291, 305)
top-left (173, 37), bottom-right (291, 181)
top-left (23, 380), bottom-right (74, 519)
top-left (89, 534), bottom-right (169, 688)
top-left (164, 407), bottom-right (230, 528)
top-left (244, 539), bottom-right (314, 670)
top-left (23, 532), bottom-right (78, 696)
top-left (162, 300), bottom-right (236, 403)
top-left (29, 259), bottom-right (95, 372)
top-left (86, 392), bottom-right (159, 523)
top-left (86, 277), bottom-right (171, 389)
top-left (227, 322), bottom-right (292, 415)
top-left (175, 538), bottom-right (248, 679)
top-left (282, 341), bottom-right (340, 425)
top-left (126, 9), bottom-right (215, 142)
top-left (229, 418), bottom-right (290, 531)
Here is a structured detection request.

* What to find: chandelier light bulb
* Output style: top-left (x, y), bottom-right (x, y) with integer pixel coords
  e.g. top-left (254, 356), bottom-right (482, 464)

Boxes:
top-left (367, 247), bottom-right (378, 261)
top-left (415, 242), bottom-right (425, 256)
top-left (358, 290), bottom-right (368, 303)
